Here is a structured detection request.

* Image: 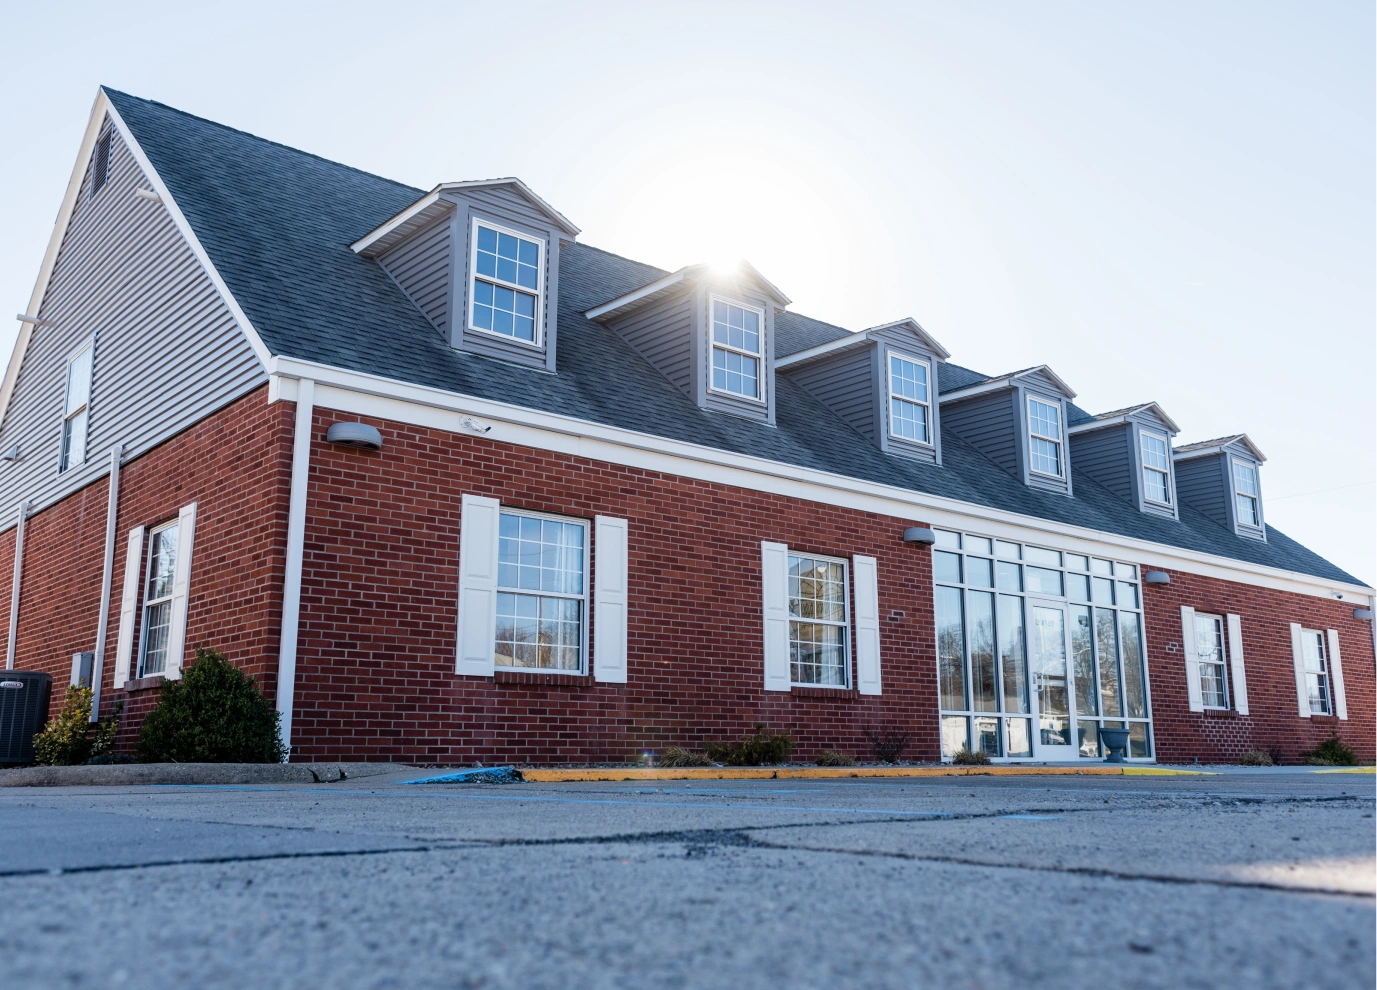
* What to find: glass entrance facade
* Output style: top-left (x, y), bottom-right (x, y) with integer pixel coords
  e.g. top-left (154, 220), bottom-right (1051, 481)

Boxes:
top-left (933, 529), bottom-right (1153, 761)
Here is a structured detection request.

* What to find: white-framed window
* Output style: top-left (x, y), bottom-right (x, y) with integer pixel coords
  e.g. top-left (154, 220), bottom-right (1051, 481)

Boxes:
top-left (1192, 613), bottom-right (1229, 708)
top-left (1140, 431), bottom-right (1171, 505)
top-left (137, 519), bottom-right (180, 677)
top-left (495, 509), bottom-right (588, 672)
top-left (1233, 460), bottom-right (1260, 528)
top-left (787, 552), bottom-right (849, 687)
top-left (1300, 628), bottom-right (1331, 715)
top-left (888, 351), bottom-right (932, 444)
top-left (59, 341), bottom-right (94, 473)
top-left (469, 219), bottom-right (543, 345)
top-left (1027, 396), bottom-right (1063, 477)
top-left (710, 296), bottom-right (763, 401)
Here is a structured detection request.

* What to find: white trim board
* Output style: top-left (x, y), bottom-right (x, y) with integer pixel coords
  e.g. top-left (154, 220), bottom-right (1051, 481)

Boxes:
top-left (265, 360), bottom-right (1373, 602)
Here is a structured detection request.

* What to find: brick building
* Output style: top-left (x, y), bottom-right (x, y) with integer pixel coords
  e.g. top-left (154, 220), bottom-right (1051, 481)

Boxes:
top-left (2, 89), bottom-right (1371, 764)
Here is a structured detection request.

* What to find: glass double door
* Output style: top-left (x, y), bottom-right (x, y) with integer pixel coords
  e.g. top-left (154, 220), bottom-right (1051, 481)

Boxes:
top-left (1026, 599), bottom-right (1080, 761)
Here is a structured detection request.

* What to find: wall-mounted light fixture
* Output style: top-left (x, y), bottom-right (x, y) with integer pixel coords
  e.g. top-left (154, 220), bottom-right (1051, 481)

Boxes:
top-left (902, 526), bottom-right (936, 545)
top-left (1143, 571), bottom-right (1170, 585)
top-left (325, 422), bottom-right (382, 450)
top-left (133, 188), bottom-right (162, 203)
top-left (1354, 608), bottom-right (1373, 621)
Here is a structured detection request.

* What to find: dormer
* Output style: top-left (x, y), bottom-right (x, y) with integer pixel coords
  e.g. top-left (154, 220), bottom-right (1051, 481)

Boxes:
top-left (585, 262), bottom-right (790, 425)
top-left (352, 179), bottom-right (580, 373)
top-left (774, 319), bottom-right (950, 464)
top-left (1067, 402), bottom-right (1182, 520)
top-left (1173, 434), bottom-right (1268, 541)
top-left (938, 365), bottom-right (1077, 496)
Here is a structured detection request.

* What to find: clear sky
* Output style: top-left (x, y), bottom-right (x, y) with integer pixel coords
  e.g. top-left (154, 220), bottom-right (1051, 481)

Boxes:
top-left (3, 1), bottom-right (1373, 583)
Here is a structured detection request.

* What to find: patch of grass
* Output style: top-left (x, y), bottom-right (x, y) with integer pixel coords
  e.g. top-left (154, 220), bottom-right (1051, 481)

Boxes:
top-left (705, 725), bottom-right (794, 766)
top-left (657, 746), bottom-right (713, 768)
top-left (1301, 735), bottom-right (1358, 767)
top-left (816, 749), bottom-right (855, 767)
top-left (950, 746), bottom-right (991, 766)
top-left (32, 687), bottom-right (121, 766)
top-left (1237, 749), bottom-right (1273, 767)
top-left (137, 648), bottom-right (285, 763)
top-left (862, 724), bottom-right (910, 763)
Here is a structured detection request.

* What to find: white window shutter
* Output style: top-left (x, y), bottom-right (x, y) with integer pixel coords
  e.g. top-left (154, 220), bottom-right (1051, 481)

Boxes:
top-left (1225, 614), bottom-right (1249, 716)
top-left (760, 541), bottom-right (790, 692)
top-left (163, 503), bottom-right (197, 680)
top-left (1326, 629), bottom-right (1347, 720)
top-left (456, 494), bottom-right (500, 677)
top-left (1289, 622), bottom-right (1310, 718)
top-left (112, 525), bottom-right (144, 689)
top-left (853, 554), bottom-right (882, 695)
top-left (1180, 606), bottom-right (1202, 712)
top-left (593, 515), bottom-right (628, 683)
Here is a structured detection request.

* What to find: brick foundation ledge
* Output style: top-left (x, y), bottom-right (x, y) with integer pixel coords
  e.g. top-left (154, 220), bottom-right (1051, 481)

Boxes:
top-left (0, 762), bottom-right (406, 787)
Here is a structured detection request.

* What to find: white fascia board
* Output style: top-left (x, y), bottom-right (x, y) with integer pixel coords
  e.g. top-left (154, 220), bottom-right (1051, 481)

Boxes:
top-left (1174, 434), bottom-right (1266, 464)
top-left (0, 92), bottom-right (111, 432)
top-left (732, 260), bottom-right (791, 307)
top-left (774, 333), bottom-right (870, 369)
top-left (1069, 402), bottom-right (1182, 436)
top-left (584, 269), bottom-right (691, 321)
top-left (349, 189), bottom-right (442, 254)
top-left (862, 319), bottom-right (952, 360)
top-left (1017, 365), bottom-right (1077, 399)
top-left (102, 92), bottom-right (273, 371)
top-left (437, 178), bottom-right (580, 237)
top-left (266, 356), bottom-right (1373, 601)
top-left (937, 376), bottom-right (1015, 403)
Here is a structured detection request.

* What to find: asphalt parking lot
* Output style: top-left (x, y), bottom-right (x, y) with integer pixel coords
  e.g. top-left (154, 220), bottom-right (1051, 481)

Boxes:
top-left (0, 768), bottom-right (1371, 989)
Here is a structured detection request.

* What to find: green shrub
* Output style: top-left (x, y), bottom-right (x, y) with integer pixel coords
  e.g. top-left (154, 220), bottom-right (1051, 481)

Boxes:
top-left (658, 746), bottom-right (714, 768)
top-left (705, 724), bottom-right (794, 766)
top-left (862, 723), bottom-right (910, 763)
top-left (951, 746), bottom-right (991, 766)
top-left (1300, 735), bottom-right (1358, 767)
top-left (137, 648), bottom-right (285, 763)
top-left (33, 687), bottom-right (121, 766)
top-left (816, 749), bottom-right (855, 767)
top-left (1238, 749), bottom-right (1273, 767)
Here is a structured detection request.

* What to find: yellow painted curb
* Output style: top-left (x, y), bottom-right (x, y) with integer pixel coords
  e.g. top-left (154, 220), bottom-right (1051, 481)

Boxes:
top-left (1311, 767), bottom-right (1376, 774)
top-left (1121, 767), bottom-right (1213, 776)
top-left (520, 765), bottom-right (1140, 783)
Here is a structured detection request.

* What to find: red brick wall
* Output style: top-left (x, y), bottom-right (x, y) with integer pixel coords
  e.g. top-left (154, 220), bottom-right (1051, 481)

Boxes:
top-left (292, 407), bottom-right (939, 764)
top-left (3, 386), bottom-right (293, 749)
top-left (1140, 568), bottom-right (1374, 763)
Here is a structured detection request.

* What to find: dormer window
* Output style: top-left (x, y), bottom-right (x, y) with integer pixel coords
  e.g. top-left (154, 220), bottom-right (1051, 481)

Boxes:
top-left (470, 221), bottom-right (542, 344)
top-left (1233, 460), bottom-right (1260, 527)
top-left (1027, 397), bottom-right (1063, 477)
top-left (710, 297), bottom-right (762, 400)
top-left (888, 352), bottom-right (932, 444)
top-left (1141, 431), bottom-right (1171, 505)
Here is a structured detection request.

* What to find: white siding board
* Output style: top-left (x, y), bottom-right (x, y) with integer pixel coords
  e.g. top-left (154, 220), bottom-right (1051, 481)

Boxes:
top-left (0, 121), bottom-right (263, 532)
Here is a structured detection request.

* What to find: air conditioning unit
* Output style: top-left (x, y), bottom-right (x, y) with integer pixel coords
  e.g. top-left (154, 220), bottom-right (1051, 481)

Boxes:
top-left (0, 670), bottom-right (53, 764)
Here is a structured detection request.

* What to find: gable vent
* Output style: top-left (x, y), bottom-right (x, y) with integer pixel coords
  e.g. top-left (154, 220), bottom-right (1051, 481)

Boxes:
top-left (90, 131), bottom-right (112, 198)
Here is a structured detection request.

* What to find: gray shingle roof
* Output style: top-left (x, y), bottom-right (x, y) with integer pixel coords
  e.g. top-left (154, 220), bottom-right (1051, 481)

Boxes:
top-left (105, 89), bottom-right (1366, 588)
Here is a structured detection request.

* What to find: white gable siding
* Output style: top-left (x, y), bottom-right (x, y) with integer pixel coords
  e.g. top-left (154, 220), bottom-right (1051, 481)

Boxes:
top-left (0, 119), bottom-right (264, 531)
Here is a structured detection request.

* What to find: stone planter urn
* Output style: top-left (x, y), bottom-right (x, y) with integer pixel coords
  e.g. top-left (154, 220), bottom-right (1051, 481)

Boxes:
top-left (1098, 727), bottom-right (1131, 763)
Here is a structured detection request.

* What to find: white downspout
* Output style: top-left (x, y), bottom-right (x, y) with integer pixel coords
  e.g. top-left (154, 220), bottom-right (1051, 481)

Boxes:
top-left (89, 444), bottom-right (122, 721)
top-left (275, 379), bottom-right (314, 758)
top-left (5, 499), bottom-right (30, 670)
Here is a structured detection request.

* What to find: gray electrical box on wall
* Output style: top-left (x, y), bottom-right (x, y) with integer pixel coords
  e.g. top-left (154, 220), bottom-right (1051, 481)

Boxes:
top-left (71, 652), bottom-right (94, 688)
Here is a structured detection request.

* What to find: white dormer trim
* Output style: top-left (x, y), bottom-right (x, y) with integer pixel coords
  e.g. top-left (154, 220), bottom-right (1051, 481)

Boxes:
top-left (773, 332), bottom-right (868, 369)
top-left (351, 178), bottom-right (580, 257)
top-left (585, 269), bottom-right (692, 322)
top-left (938, 364), bottom-right (1078, 404)
top-left (863, 318), bottom-right (952, 360)
top-left (1173, 434), bottom-right (1267, 464)
top-left (1066, 401), bottom-right (1182, 436)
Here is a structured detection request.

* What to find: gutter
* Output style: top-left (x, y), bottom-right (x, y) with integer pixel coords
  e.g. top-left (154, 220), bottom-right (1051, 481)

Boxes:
top-left (89, 444), bottom-right (122, 720)
top-left (5, 499), bottom-right (29, 669)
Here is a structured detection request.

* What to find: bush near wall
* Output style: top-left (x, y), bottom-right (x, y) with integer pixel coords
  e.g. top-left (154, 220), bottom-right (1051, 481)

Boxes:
top-left (136, 648), bottom-right (285, 763)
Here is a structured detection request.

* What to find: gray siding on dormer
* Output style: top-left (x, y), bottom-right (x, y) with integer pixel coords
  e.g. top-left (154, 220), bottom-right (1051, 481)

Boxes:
top-left (941, 390), bottom-right (1019, 478)
top-left (783, 344), bottom-right (876, 442)
top-left (446, 191), bottom-right (565, 373)
top-left (1018, 369), bottom-right (1063, 396)
top-left (605, 289), bottom-right (695, 398)
top-left (0, 120), bottom-right (264, 532)
top-left (378, 212), bottom-right (451, 334)
top-left (1070, 424), bottom-right (1133, 500)
top-left (1174, 453), bottom-right (1229, 528)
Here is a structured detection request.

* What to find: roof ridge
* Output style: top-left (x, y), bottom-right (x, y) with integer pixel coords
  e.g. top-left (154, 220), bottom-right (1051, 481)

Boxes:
top-left (102, 87), bottom-right (426, 196)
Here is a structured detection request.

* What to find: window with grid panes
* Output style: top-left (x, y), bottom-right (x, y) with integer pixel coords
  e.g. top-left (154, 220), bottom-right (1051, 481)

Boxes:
top-left (494, 511), bottom-right (587, 671)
